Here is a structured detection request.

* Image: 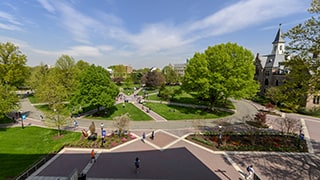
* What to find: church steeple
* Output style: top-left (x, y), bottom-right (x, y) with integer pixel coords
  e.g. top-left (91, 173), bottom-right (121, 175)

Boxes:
top-left (271, 24), bottom-right (285, 55)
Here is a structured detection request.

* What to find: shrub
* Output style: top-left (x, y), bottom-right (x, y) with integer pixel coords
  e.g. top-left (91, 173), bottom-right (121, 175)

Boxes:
top-left (265, 102), bottom-right (275, 109)
top-left (192, 136), bottom-right (214, 146)
top-left (255, 112), bottom-right (267, 124)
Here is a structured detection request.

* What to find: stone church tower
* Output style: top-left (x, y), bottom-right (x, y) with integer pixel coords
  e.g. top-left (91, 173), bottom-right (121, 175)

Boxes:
top-left (254, 24), bottom-right (288, 95)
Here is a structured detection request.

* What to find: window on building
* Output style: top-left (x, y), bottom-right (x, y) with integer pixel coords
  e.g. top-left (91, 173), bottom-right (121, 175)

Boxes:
top-left (265, 79), bottom-right (269, 86)
top-left (265, 71), bottom-right (270, 76)
top-left (280, 45), bottom-right (283, 50)
top-left (313, 96), bottom-right (320, 104)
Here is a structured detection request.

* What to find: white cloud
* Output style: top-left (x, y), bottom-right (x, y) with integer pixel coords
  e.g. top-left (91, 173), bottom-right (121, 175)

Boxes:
top-left (37, 0), bottom-right (55, 13)
top-left (32, 45), bottom-right (115, 58)
top-left (187, 0), bottom-right (306, 37)
top-left (126, 23), bottom-right (187, 53)
top-left (101, 0), bottom-right (307, 58)
top-left (0, 11), bottom-right (22, 31)
top-left (2, 0), bottom-right (309, 68)
top-left (62, 46), bottom-right (103, 57)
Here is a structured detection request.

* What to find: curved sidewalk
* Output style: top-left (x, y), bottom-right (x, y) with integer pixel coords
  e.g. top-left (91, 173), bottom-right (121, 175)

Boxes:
top-left (5, 96), bottom-right (320, 179)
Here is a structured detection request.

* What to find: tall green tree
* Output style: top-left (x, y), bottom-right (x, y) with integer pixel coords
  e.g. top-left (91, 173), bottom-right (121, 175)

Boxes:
top-left (0, 84), bottom-right (19, 119)
top-left (162, 65), bottom-right (180, 84)
top-left (55, 55), bottom-right (78, 94)
top-left (36, 70), bottom-right (68, 110)
top-left (75, 59), bottom-right (90, 70)
top-left (131, 68), bottom-right (149, 84)
top-left (265, 86), bottom-right (286, 106)
top-left (109, 64), bottom-right (128, 84)
top-left (282, 56), bottom-right (312, 109)
top-left (44, 109), bottom-right (69, 136)
top-left (182, 42), bottom-right (259, 108)
top-left (0, 42), bottom-right (28, 87)
top-left (26, 63), bottom-right (50, 91)
top-left (72, 65), bottom-right (119, 112)
top-left (282, 0), bottom-right (320, 108)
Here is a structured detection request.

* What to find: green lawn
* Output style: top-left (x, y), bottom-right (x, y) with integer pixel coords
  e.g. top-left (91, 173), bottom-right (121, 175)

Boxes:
top-left (34, 104), bottom-right (71, 116)
top-left (118, 84), bottom-right (140, 95)
top-left (27, 95), bottom-right (42, 104)
top-left (0, 126), bottom-right (81, 179)
top-left (137, 88), bottom-right (158, 96)
top-left (87, 103), bottom-right (152, 121)
top-left (148, 91), bottom-right (209, 105)
top-left (144, 102), bottom-right (232, 120)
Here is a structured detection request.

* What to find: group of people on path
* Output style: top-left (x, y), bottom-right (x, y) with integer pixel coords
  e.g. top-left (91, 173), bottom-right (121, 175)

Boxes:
top-left (89, 131), bottom-right (155, 174)
top-left (89, 149), bottom-right (141, 174)
top-left (141, 131), bottom-right (155, 142)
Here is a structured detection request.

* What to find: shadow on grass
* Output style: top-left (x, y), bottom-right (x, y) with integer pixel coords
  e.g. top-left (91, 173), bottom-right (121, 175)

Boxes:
top-left (167, 104), bottom-right (230, 116)
top-left (90, 106), bottom-right (117, 118)
top-left (0, 153), bottom-right (53, 179)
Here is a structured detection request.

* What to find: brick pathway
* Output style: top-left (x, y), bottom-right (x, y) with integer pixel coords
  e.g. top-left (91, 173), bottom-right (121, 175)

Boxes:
top-left (28, 130), bottom-right (243, 179)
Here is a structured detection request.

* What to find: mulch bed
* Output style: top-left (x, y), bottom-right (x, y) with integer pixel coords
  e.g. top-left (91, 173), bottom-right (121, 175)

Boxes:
top-left (186, 134), bottom-right (308, 152)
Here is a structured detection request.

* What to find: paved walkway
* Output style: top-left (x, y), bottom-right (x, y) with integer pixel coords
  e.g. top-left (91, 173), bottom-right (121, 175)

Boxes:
top-left (3, 93), bottom-right (320, 179)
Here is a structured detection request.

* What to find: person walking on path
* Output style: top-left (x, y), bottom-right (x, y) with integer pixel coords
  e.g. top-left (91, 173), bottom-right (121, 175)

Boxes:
top-left (73, 119), bottom-right (78, 129)
top-left (150, 131), bottom-right (154, 140)
top-left (134, 157), bottom-right (140, 173)
top-left (91, 149), bottom-right (96, 163)
top-left (141, 132), bottom-right (146, 142)
top-left (246, 165), bottom-right (254, 180)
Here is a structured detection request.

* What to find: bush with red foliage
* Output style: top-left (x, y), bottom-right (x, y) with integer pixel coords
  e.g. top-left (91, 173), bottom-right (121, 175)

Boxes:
top-left (265, 102), bottom-right (275, 109)
top-left (255, 112), bottom-right (267, 126)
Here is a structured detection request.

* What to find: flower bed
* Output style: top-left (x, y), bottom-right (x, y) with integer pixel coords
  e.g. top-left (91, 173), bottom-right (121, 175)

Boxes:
top-left (67, 133), bottom-right (136, 149)
top-left (186, 133), bottom-right (308, 152)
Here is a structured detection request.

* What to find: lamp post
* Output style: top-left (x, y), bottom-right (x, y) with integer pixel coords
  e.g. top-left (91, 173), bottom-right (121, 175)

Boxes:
top-left (101, 123), bottom-right (104, 147)
top-left (218, 126), bottom-right (222, 148)
top-left (298, 125), bottom-right (304, 149)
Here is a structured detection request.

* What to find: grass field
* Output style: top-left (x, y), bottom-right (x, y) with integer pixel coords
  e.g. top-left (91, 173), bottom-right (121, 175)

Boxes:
top-left (27, 95), bottom-right (42, 104)
top-left (87, 103), bottom-right (152, 121)
top-left (0, 126), bottom-right (81, 179)
top-left (34, 104), bottom-right (71, 116)
top-left (144, 102), bottom-right (232, 120)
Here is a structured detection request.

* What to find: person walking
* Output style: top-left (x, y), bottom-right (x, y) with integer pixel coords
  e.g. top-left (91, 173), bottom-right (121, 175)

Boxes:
top-left (150, 131), bottom-right (154, 140)
top-left (141, 132), bottom-right (146, 142)
top-left (73, 119), bottom-right (78, 128)
top-left (134, 157), bottom-right (140, 173)
top-left (91, 149), bottom-right (96, 163)
top-left (246, 165), bottom-right (254, 180)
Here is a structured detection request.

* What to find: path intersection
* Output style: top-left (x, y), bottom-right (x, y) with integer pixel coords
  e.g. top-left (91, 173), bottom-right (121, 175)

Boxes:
top-left (6, 91), bottom-right (320, 179)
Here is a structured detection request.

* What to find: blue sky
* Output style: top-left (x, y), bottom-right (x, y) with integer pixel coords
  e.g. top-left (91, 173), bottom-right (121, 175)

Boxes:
top-left (0, 0), bottom-right (312, 69)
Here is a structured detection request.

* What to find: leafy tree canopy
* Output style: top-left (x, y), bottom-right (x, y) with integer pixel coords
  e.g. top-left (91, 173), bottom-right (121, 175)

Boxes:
top-left (141, 70), bottom-right (166, 88)
top-left (72, 65), bottom-right (119, 111)
top-left (162, 65), bottom-right (180, 84)
top-left (36, 69), bottom-right (68, 110)
top-left (282, 0), bottom-right (320, 109)
top-left (0, 84), bottom-right (19, 119)
top-left (55, 55), bottom-right (78, 94)
top-left (0, 42), bottom-right (28, 87)
top-left (26, 63), bottom-right (50, 91)
top-left (182, 42), bottom-right (259, 107)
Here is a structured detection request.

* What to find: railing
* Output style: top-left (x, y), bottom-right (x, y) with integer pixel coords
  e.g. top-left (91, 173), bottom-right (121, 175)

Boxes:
top-left (15, 153), bottom-right (56, 180)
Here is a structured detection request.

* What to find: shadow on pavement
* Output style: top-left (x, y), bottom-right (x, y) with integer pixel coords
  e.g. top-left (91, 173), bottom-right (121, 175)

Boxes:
top-left (37, 147), bottom-right (222, 180)
top-left (229, 153), bottom-right (320, 179)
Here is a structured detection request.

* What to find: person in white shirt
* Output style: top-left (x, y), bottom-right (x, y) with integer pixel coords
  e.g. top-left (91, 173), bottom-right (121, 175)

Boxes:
top-left (246, 165), bottom-right (254, 180)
